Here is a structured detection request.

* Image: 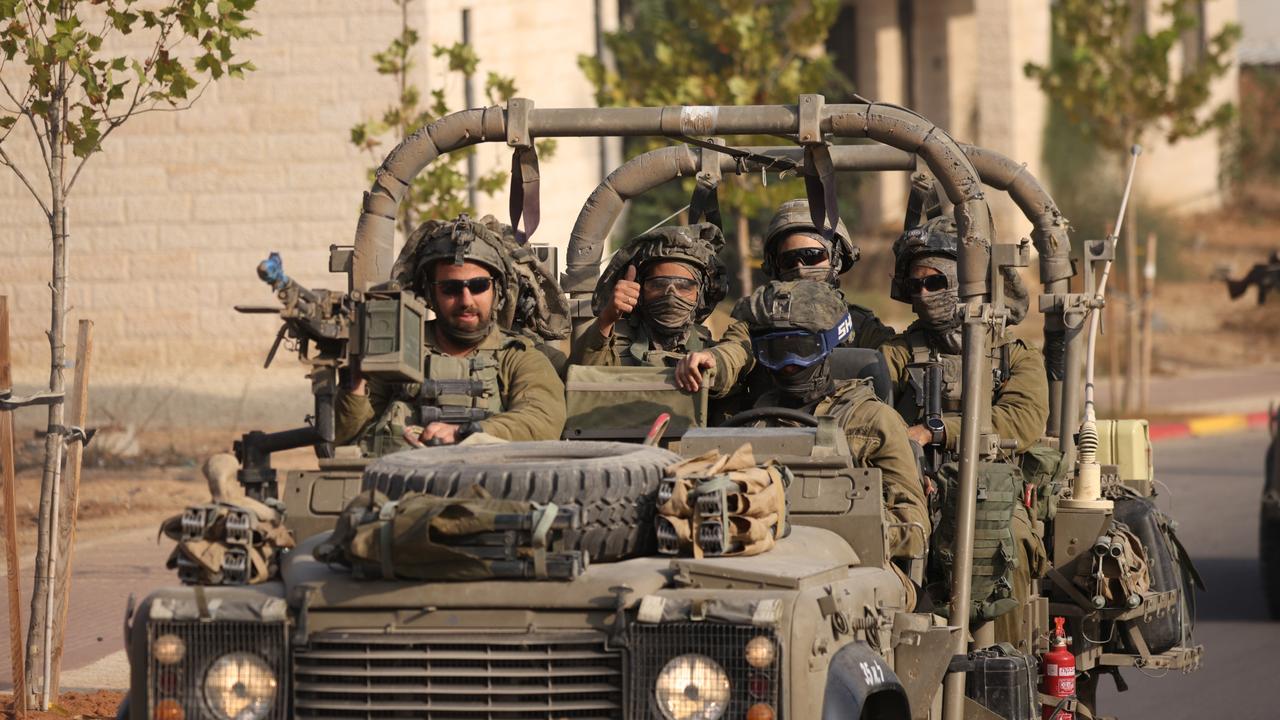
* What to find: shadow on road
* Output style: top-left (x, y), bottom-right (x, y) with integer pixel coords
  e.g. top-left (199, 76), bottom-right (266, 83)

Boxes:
top-left (1187, 555), bottom-right (1271, 622)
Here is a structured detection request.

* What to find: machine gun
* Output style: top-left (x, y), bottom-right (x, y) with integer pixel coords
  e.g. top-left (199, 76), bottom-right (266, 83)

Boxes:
top-left (231, 250), bottom-right (429, 499)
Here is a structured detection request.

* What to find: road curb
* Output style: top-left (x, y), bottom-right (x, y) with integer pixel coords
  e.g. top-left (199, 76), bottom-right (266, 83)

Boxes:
top-left (1148, 410), bottom-right (1270, 441)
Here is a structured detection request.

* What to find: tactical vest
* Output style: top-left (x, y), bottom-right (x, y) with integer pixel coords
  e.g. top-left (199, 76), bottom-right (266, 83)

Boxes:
top-left (930, 460), bottom-right (1021, 622)
top-left (360, 333), bottom-right (516, 456)
top-left (616, 318), bottom-right (709, 367)
top-left (894, 326), bottom-right (1012, 425)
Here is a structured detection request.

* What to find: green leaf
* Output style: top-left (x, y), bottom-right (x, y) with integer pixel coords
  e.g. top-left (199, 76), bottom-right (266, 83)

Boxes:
top-left (0, 116), bottom-right (16, 130)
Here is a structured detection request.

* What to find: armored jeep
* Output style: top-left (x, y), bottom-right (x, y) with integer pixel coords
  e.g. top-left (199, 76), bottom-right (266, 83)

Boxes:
top-left (121, 97), bottom-right (1201, 720)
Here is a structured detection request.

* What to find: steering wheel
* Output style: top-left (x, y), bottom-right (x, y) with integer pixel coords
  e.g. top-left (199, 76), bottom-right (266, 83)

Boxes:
top-left (721, 406), bottom-right (819, 428)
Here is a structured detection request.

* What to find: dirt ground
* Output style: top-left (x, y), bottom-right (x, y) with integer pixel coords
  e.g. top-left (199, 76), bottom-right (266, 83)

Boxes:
top-left (1, 690), bottom-right (124, 719)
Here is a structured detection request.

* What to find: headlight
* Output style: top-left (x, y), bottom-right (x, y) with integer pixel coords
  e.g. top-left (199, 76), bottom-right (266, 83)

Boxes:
top-left (203, 652), bottom-right (278, 720)
top-left (654, 653), bottom-right (731, 720)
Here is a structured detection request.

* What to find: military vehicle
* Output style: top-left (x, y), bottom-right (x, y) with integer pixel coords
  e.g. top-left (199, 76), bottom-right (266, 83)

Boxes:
top-left (1263, 408), bottom-right (1280, 620)
top-left (118, 97), bottom-right (1200, 720)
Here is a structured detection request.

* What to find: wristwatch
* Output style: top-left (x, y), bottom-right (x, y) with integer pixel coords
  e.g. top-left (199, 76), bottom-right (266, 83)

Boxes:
top-left (924, 416), bottom-right (946, 445)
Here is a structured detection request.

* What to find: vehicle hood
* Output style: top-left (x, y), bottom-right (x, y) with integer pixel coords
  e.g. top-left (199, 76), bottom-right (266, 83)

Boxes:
top-left (282, 527), bottom-right (856, 611)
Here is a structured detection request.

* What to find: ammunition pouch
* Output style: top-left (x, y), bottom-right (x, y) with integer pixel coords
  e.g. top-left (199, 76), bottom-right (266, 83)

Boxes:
top-left (655, 444), bottom-right (790, 558)
top-left (315, 487), bottom-right (588, 580)
top-left (929, 461), bottom-right (1021, 622)
top-left (160, 503), bottom-right (294, 586)
top-left (1019, 444), bottom-right (1068, 526)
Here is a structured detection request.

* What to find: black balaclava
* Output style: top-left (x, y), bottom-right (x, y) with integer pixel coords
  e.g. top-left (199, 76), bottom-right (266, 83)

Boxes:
top-left (771, 358), bottom-right (836, 409)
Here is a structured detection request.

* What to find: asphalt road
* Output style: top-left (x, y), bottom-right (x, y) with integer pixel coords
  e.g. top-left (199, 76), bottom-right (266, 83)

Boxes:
top-left (1098, 428), bottom-right (1278, 720)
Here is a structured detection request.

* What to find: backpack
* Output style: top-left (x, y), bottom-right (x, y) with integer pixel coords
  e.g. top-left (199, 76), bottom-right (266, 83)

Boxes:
top-left (929, 461), bottom-right (1021, 622)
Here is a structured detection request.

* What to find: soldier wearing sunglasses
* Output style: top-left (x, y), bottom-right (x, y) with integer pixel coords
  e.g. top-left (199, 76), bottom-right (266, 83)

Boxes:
top-left (674, 199), bottom-right (892, 394)
top-left (335, 216), bottom-right (566, 451)
top-left (732, 280), bottom-right (929, 571)
top-left (571, 224), bottom-right (751, 398)
top-left (880, 214), bottom-right (1047, 455)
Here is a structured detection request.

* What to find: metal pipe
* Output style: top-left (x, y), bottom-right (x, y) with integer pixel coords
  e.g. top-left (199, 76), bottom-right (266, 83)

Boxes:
top-left (942, 308), bottom-right (993, 720)
top-left (353, 100), bottom-right (992, 291)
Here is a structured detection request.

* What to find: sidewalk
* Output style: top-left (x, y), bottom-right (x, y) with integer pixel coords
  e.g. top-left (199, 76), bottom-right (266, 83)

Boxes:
top-left (1, 527), bottom-right (172, 692)
top-left (1093, 364), bottom-right (1280, 441)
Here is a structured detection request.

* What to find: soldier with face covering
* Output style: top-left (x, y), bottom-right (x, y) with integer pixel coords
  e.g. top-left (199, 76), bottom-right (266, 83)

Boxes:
top-left (675, 198), bottom-right (893, 394)
top-left (880, 214), bottom-right (1048, 642)
top-left (334, 215), bottom-right (566, 454)
top-left (571, 223), bottom-right (752, 399)
top-left (732, 280), bottom-right (929, 571)
top-left (879, 215), bottom-right (1046, 453)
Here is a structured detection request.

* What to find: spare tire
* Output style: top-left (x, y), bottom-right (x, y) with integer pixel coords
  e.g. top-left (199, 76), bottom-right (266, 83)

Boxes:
top-left (362, 441), bottom-right (679, 562)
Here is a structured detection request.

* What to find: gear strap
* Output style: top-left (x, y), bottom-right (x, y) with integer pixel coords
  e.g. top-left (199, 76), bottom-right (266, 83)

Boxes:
top-left (509, 146), bottom-right (541, 244)
top-left (803, 143), bottom-right (840, 244)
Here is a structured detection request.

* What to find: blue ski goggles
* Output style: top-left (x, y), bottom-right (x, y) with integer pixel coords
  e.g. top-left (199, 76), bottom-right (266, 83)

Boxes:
top-left (750, 312), bottom-right (853, 371)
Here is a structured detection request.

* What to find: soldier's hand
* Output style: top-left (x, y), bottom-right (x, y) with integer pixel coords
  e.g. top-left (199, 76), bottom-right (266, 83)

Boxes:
top-left (676, 351), bottom-right (717, 392)
top-left (907, 424), bottom-right (934, 446)
top-left (420, 422), bottom-right (461, 445)
top-left (599, 265), bottom-right (640, 329)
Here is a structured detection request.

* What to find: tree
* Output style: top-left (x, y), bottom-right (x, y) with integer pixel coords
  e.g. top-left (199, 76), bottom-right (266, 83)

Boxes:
top-left (579, 0), bottom-right (849, 293)
top-left (350, 0), bottom-right (555, 240)
top-left (1024, 0), bottom-right (1239, 411)
top-left (0, 0), bottom-right (258, 708)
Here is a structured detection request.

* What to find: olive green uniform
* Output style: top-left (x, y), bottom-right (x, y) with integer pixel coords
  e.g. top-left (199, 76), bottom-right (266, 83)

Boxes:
top-left (335, 322), bottom-right (567, 447)
top-left (570, 317), bottom-right (752, 399)
top-left (881, 323), bottom-right (1048, 641)
top-left (880, 324), bottom-right (1049, 453)
top-left (756, 379), bottom-right (929, 561)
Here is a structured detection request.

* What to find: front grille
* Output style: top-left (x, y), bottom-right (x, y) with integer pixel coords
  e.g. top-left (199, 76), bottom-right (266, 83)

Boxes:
top-left (147, 621), bottom-right (289, 720)
top-left (626, 623), bottom-right (783, 720)
top-left (293, 631), bottom-right (624, 719)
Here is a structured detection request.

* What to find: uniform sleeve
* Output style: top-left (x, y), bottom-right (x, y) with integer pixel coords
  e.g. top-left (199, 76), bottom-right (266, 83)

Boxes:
top-left (705, 319), bottom-right (754, 398)
top-left (859, 403), bottom-right (931, 561)
top-left (879, 337), bottom-right (912, 405)
top-left (939, 341), bottom-right (1049, 453)
top-left (334, 377), bottom-right (396, 445)
top-left (569, 321), bottom-right (622, 367)
top-left (479, 346), bottom-right (567, 441)
top-left (991, 342), bottom-right (1049, 453)
top-left (854, 313), bottom-right (897, 350)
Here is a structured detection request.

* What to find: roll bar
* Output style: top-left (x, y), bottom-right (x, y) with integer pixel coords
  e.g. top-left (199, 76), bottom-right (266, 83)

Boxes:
top-left (350, 95), bottom-right (999, 720)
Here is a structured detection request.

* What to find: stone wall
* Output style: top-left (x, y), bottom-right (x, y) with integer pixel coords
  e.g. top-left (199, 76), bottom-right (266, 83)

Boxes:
top-left (0, 0), bottom-right (614, 438)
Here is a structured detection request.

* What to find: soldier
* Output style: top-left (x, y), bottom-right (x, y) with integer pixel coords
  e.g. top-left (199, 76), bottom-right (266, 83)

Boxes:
top-left (732, 280), bottom-right (930, 567)
top-left (880, 215), bottom-right (1046, 454)
top-left (571, 223), bottom-right (751, 399)
top-left (880, 214), bottom-right (1047, 641)
top-left (335, 215), bottom-right (566, 452)
top-left (1224, 250), bottom-right (1280, 305)
top-left (675, 198), bottom-right (892, 393)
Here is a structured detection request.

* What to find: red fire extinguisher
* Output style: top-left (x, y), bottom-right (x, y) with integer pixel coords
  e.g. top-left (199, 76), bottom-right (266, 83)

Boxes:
top-left (1041, 617), bottom-right (1076, 720)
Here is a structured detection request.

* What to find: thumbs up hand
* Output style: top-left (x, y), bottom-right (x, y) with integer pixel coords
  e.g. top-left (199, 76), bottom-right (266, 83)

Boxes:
top-left (599, 265), bottom-right (641, 331)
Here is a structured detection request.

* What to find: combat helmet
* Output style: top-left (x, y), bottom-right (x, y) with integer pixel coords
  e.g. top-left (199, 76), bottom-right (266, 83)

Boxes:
top-left (762, 198), bottom-right (859, 280)
top-left (732, 280), bottom-right (852, 370)
top-left (890, 214), bottom-right (1029, 325)
top-left (391, 214), bottom-right (514, 313)
top-left (593, 222), bottom-right (728, 323)
top-left (890, 215), bottom-right (959, 303)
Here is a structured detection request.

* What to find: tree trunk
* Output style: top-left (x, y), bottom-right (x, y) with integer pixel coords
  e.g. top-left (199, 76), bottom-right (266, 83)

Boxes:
top-left (736, 213), bottom-right (752, 296)
top-left (25, 58), bottom-right (68, 711)
top-left (1140, 232), bottom-right (1158, 412)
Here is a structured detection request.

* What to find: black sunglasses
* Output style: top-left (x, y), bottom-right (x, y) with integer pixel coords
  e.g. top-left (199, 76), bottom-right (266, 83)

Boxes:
top-left (432, 277), bottom-right (495, 296)
top-left (777, 246), bottom-right (830, 269)
top-left (904, 274), bottom-right (950, 295)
